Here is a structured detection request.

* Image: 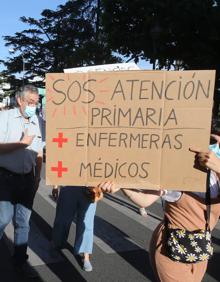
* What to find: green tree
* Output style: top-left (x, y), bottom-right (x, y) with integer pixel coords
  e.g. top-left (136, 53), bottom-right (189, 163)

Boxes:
top-left (102, 0), bottom-right (220, 69)
top-left (102, 0), bottom-right (220, 114)
top-left (2, 0), bottom-right (119, 87)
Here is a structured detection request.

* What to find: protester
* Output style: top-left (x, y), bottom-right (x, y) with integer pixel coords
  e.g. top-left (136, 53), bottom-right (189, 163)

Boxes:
top-left (99, 132), bottom-right (220, 282)
top-left (0, 85), bottom-right (43, 278)
top-left (52, 185), bottom-right (102, 272)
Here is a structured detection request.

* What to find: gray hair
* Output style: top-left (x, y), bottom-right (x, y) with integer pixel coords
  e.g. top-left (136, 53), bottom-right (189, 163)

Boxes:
top-left (15, 85), bottom-right (39, 100)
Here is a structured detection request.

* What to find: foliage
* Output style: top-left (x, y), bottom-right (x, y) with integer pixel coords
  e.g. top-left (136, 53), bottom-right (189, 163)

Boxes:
top-left (2, 0), bottom-right (119, 88)
top-left (102, 0), bottom-right (220, 69)
top-left (102, 0), bottom-right (220, 114)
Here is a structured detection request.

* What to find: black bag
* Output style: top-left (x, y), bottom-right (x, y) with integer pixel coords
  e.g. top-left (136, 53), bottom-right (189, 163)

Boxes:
top-left (165, 170), bottom-right (213, 263)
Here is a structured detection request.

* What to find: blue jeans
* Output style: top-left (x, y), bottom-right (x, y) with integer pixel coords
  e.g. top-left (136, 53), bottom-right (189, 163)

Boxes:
top-left (52, 186), bottom-right (96, 254)
top-left (0, 201), bottom-right (32, 265)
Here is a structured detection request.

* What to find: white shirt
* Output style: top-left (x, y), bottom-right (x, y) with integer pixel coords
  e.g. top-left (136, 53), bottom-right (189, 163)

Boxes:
top-left (0, 108), bottom-right (42, 173)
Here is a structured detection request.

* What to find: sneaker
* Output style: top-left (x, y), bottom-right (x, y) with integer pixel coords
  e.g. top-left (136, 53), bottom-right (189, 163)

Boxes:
top-left (15, 262), bottom-right (39, 278)
top-left (83, 260), bottom-right (93, 272)
top-left (139, 207), bottom-right (148, 217)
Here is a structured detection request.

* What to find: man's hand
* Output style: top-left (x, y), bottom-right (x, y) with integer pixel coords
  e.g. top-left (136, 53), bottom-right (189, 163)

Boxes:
top-left (0, 129), bottom-right (35, 154)
top-left (20, 129), bottom-right (35, 147)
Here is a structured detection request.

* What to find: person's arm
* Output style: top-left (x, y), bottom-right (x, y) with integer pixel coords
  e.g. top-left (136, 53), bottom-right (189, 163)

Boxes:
top-left (0, 129), bottom-right (35, 154)
top-left (98, 181), bottom-right (162, 208)
top-left (122, 189), bottom-right (162, 208)
top-left (0, 142), bottom-right (28, 153)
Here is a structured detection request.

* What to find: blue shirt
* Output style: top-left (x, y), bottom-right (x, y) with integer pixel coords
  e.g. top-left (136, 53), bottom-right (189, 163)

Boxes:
top-left (0, 108), bottom-right (43, 173)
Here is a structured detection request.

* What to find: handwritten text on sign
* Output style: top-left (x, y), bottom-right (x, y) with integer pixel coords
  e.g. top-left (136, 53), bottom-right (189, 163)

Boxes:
top-left (46, 70), bottom-right (215, 191)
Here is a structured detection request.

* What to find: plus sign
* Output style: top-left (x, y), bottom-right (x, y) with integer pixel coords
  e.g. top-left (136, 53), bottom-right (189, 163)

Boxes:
top-left (52, 133), bottom-right (68, 148)
top-left (51, 161), bottom-right (68, 177)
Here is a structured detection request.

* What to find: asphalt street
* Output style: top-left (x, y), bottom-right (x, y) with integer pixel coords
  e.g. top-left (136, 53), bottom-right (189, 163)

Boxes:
top-left (0, 164), bottom-right (220, 282)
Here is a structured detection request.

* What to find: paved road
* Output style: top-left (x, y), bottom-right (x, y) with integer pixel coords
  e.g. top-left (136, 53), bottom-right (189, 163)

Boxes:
top-left (1, 165), bottom-right (220, 282)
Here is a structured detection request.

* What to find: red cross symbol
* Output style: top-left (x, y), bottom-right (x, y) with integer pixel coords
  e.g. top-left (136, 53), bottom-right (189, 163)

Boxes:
top-left (52, 133), bottom-right (68, 148)
top-left (51, 161), bottom-right (68, 177)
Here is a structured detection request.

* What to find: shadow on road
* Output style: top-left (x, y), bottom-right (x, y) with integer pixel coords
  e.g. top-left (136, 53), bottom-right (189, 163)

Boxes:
top-left (30, 210), bottom-right (87, 282)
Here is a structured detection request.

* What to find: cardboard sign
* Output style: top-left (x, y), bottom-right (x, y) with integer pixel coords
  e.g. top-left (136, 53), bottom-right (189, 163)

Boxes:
top-left (46, 70), bottom-right (215, 191)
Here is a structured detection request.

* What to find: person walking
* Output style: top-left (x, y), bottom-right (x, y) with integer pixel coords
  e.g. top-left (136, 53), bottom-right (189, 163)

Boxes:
top-left (52, 185), bottom-right (101, 272)
top-left (0, 85), bottom-right (43, 278)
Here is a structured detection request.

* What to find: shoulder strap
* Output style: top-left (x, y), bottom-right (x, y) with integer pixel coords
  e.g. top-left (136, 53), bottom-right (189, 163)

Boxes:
top-left (205, 169), bottom-right (211, 230)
